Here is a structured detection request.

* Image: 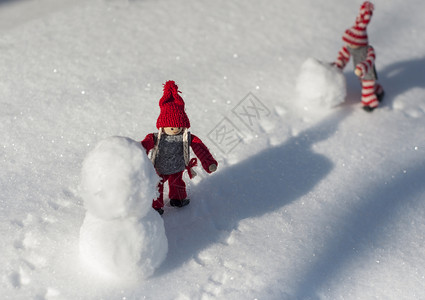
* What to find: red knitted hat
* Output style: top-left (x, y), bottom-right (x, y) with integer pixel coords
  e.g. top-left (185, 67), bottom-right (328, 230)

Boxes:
top-left (156, 81), bottom-right (190, 129)
top-left (342, 1), bottom-right (374, 47)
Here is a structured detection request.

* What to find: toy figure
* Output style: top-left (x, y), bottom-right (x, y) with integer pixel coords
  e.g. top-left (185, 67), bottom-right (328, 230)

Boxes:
top-left (141, 81), bottom-right (218, 215)
top-left (334, 1), bottom-right (384, 112)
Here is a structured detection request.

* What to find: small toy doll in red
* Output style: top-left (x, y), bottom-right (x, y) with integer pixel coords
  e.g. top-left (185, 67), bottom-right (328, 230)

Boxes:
top-left (141, 81), bottom-right (218, 215)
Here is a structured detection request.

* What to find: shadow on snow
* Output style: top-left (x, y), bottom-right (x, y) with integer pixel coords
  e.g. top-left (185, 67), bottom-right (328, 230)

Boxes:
top-left (293, 160), bottom-right (425, 299)
top-left (379, 56), bottom-right (425, 107)
top-left (155, 109), bottom-right (351, 277)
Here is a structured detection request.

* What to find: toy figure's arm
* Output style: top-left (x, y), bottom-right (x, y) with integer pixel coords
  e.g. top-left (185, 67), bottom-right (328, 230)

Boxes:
top-left (141, 133), bottom-right (155, 154)
top-left (354, 46), bottom-right (375, 78)
top-left (335, 46), bottom-right (350, 69)
top-left (191, 134), bottom-right (218, 173)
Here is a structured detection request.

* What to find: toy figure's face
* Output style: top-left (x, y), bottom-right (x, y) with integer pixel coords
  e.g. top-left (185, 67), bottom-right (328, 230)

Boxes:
top-left (163, 127), bottom-right (183, 135)
top-left (346, 43), bottom-right (361, 49)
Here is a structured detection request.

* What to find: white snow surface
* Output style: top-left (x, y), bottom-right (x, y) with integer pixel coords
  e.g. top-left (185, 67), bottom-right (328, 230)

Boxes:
top-left (1, 0), bottom-right (425, 299)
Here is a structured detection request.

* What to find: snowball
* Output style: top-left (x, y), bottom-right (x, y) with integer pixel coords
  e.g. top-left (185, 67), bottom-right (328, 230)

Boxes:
top-left (295, 57), bottom-right (346, 110)
top-left (79, 210), bottom-right (168, 281)
top-left (81, 136), bottom-right (159, 220)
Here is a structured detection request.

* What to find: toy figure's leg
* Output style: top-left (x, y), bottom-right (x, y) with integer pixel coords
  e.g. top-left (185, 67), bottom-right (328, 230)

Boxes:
top-left (168, 172), bottom-right (187, 200)
top-left (374, 82), bottom-right (385, 102)
top-left (152, 175), bottom-right (168, 210)
top-left (361, 79), bottom-right (379, 108)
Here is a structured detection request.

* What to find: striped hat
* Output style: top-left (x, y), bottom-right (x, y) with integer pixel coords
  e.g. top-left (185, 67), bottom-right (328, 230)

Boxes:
top-left (342, 1), bottom-right (374, 47)
top-left (156, 81), bottom-right (190, 129)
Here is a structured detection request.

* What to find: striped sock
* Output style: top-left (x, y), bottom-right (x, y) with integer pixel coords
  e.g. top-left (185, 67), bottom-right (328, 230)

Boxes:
top-left (361, 80), bottom-right (379, 108)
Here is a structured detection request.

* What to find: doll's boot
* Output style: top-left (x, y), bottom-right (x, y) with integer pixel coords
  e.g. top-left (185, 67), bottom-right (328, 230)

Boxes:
top-left (362, 105), bottom-right (377, 112)
top-left (170, 199), bottom-right (190, 207)
top-left (155, 208), bottom-right (164, 215)
top-left (376, 90), bottom-right (385, 102)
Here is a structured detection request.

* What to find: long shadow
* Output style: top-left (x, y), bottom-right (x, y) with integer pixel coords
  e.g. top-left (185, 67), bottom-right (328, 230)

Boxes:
top-left (0, 0), bottom-right (17, 4)
top-left (293, 160), bottom-right (425, 299)
top-left (154, 109), bottom-right (351, 276)
top-left (376, 57), bottom-right (425, 108)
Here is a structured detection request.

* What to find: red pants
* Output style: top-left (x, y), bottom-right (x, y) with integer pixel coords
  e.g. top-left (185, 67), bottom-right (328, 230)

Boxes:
top-left (152, 172), bottom-right (187, 210)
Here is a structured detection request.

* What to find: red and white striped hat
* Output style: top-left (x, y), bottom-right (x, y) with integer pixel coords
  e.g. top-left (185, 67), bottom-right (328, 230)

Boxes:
top-left (342, 1), bottom-right (374, 47)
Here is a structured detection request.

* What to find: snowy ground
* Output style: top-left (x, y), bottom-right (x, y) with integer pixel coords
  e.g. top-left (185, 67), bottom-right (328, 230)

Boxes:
top-left (1, 0), bottom-right (425, 299)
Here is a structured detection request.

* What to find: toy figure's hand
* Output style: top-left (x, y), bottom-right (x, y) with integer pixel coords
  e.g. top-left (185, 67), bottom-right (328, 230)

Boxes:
top-left (330, 62), bottom-right (342, 70)
top-left (208, 164), bottom-right (217, 173)
top-left (354, 68), bottom-right (363, 77)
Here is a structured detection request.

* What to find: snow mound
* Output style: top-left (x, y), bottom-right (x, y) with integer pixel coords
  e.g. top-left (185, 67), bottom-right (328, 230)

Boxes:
top-left (79, 211), bottom-right (168, 281)
top-left (79, 136), bottom-right (167, 281)
top-left (80, 136), bottom-right (159, 220)
top-left (295, 57), bottom-right (346, 110)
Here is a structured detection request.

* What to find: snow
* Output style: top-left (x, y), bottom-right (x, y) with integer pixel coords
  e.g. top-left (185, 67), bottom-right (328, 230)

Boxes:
top-left (79, 211), bottom-right (167, 282)
top-left (1, 0), bottom-right (425, 299)
top-left (79, 136), bottom-right (166, 281)
top-left (295, 58), bottom-right (346, 110)
top-left (80, 136), bottom-right (159, 220)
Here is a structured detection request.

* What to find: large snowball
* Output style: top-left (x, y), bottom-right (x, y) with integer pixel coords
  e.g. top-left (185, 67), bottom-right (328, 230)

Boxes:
top-left (81, 136), bottom-right (159, 220)
top-left (295, 57), bottom-right (346, 110)
top-left (79, 210), bottom-right (168, 281)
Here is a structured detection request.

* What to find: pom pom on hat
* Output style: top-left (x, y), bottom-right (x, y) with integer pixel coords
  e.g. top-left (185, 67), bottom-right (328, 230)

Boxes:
top-left (156, 81), bottom-right (190, 129)
top-left (342, 1), bottom-right (374, 47)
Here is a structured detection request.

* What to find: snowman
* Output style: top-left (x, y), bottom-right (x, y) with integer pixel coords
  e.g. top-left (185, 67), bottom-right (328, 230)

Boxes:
top-left (79, 136), bottom-right (168, 282)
